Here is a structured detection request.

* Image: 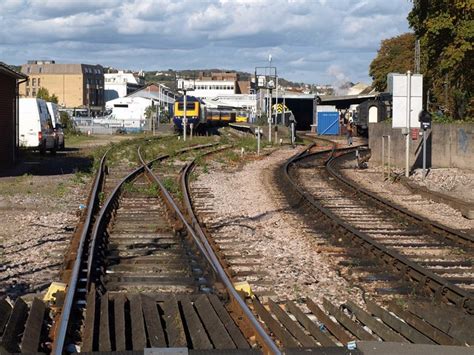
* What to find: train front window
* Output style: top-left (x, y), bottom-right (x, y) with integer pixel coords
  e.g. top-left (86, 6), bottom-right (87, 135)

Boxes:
top-left (178, 103), bottom-right (196, 110)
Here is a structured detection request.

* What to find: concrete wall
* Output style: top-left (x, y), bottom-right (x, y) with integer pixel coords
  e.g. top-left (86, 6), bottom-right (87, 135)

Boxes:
top-left (369, 122), bottom-right (474, 170)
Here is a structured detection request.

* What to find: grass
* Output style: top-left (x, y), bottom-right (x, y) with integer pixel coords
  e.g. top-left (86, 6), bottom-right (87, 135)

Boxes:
top-left (72, 171), bottom-right (90, 185)
top-left (122, 181), bottom-right (159, 197)
top-left (162, 177), bottom-right (182, 199)
top-left (0, 172), bottom-right (83, 201)
top-left (65, 133), bottom-right (98, 147)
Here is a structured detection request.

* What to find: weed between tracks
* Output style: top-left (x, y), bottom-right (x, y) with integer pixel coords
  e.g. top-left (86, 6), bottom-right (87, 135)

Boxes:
top-left (122, 182), bottom-right (160, 197)
top-left (162, 177), bottom-right (182, 199)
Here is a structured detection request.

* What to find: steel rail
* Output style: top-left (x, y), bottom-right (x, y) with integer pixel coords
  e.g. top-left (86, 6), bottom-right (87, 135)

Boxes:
top-left (178, 148), bottom-right (281, 354)
top-left (53, 142), bottom-right (217, 354)
top-left (86, 142), bottom-right (219, 290)
top-left (283, 139), bottom-right (473, 314)
top-left (304, 135), bottom-right (472, 245)
top-left (53, 150), bottom-right (109, 354)
top-left (326, 149), bottom-right (474, 246)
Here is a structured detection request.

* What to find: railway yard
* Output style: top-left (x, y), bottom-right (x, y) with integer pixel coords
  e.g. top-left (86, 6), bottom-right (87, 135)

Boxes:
top-left (0, 130), bottom-right (473, 354)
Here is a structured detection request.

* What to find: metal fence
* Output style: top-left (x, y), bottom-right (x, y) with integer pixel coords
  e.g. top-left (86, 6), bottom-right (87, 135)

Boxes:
top-left (73, 117), bottom-right (146, 135)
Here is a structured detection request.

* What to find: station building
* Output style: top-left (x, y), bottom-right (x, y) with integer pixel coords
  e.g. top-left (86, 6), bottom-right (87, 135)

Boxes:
top-left (19, 60), bottom-right (105, 113)
top-left (177, 71), bottom-right (251, 100)
top-left (0, 62), bottom-right (28, 168)
top-left (104, 70), bottom-right (145, 102)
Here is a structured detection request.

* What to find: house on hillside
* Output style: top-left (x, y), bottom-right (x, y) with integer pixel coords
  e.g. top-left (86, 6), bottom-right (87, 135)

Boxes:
top-left (0, 62), bottom-right (28, 168)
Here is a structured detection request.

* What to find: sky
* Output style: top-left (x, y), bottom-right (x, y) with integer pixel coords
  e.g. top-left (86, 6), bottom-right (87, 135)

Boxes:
top-left (0, 0), bottom-right (412, 86)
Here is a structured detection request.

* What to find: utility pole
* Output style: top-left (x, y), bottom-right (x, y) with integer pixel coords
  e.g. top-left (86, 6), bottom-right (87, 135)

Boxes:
top-left (268, 88), bottom-right (272, 143)
top-left (267, 81), bottom-right (274, 143)
top-left (183, 90), bottom-right (187, 141)
top-left (275, 76), bottom-right (279, 124)
top-left (405, 71), bottom-right (412, 177)
top-left (268, 54), bottom-right (272, 143)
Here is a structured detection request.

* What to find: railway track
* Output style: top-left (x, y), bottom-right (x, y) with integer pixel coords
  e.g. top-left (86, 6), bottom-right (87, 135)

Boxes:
top-left (2, 135), bottom-right (473, 353)
top-left (183, 140), bottom-right (474, 349)
top-left (279, 136), bottom-right (473, 314)
top-left (0, 138), bottom-right (276, 354)
top-left (49, 141), bottom-right (279, 353)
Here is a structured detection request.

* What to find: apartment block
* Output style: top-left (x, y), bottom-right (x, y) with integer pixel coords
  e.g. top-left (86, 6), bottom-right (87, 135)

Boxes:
top-left (19, 60), bottom-right (105, 112)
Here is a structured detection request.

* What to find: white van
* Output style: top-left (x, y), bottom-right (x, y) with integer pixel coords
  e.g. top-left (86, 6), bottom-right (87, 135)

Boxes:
top-left (46, 102), bottom-right (65, 150)
top-left (19, 98), bottom-right (57, 154)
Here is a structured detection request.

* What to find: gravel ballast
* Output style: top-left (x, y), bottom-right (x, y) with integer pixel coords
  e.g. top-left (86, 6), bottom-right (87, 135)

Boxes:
top-left (0, 175), bottom-right (86, 299)
top-left (192, 147), bottom-right (364, 306)
top-left (343, 164), bottom-right (474, 231)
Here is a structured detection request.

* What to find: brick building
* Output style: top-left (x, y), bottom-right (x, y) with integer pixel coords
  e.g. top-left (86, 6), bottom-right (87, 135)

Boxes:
top-left (19, 60), bottom-right (105, 113)
top-left (0, 62), bottom-right (28, 168)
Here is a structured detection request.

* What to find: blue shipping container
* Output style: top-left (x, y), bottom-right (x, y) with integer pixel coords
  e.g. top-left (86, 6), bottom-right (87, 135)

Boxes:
top-left (317, 112), bottom-right (339, 135)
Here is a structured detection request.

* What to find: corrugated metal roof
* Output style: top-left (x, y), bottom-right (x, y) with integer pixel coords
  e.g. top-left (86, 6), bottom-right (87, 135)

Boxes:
top-left (0, 62), bottom-right (28, 79)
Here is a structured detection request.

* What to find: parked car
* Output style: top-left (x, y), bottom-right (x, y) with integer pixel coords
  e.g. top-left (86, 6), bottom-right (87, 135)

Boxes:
top-left (46, 102), bottom-right (65, 150)
top-left (19, 98), bottom-right (57, 154)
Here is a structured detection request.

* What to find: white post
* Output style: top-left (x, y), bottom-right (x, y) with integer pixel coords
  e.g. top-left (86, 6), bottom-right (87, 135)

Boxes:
top-left (183, 91), bottom-right (187, 142)
top-left (388, 135), bottom-right (391, 177)
top-left (190, 123), bottom-right (193, 140)
top-left (268, 90), bottom-right (272, 143)
top-left (158, 86), bottom-right (161, 129)
top-left (283, 94), bottom-right (286, 126)
top-left (152, 108), bottom-right (155, 136)
top-left (405, 71), bottom-right (411, 177)
top-left (382, 136), bottom-right (385, 179)
top-left (422, 128), bottom-right (427, 179)
top-left (257, 126), bottom-right (261, 155)
top-left (275, 77), bottom-right (279, 124)
top-left (291, 121), bottom-right (295, 147)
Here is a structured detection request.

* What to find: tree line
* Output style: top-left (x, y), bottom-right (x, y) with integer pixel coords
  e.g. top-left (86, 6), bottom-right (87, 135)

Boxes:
top-left (369, 0), bottom-right (472, 120)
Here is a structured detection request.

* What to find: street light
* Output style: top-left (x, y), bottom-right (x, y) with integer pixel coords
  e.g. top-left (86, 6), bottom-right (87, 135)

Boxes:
top-left (178, 81), bottom-right (194, 141)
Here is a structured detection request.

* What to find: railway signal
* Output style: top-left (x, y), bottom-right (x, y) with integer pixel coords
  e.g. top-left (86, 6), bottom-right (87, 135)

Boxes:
top-left (419, 110), bottom-right (432, 179)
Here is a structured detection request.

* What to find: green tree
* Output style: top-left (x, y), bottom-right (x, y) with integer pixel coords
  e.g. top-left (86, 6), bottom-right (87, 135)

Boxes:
top-left (144, 104), bottom-right (157, 120)
top-left (369, 33), bottom-right (415, 92)
top-left (36, 87), bottom-right (59, 103)
top-left (408, 0), bottom-right (473, 119)
top-left (59, 111), bottom-right (79, 134)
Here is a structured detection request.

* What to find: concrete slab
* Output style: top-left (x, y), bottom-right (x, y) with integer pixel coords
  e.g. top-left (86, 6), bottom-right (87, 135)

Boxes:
top-left (357, 341), bottom-right (473, 355)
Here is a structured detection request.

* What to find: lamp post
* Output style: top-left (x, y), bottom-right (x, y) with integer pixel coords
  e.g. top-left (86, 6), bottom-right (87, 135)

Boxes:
top-left (183, 89), bottom-right (187, 141)
top-left (86, 83), bottom-right (90, 117)
top-left (405, 70), bottom-right (411, 177)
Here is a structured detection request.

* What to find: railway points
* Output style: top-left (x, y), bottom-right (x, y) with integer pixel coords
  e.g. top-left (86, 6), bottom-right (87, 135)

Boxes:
top-left (1, 132), bottom-right (472, 354)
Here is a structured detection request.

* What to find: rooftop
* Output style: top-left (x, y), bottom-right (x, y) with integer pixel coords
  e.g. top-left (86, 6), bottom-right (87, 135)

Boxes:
top-left (0, 62), bottom-right (28, 79)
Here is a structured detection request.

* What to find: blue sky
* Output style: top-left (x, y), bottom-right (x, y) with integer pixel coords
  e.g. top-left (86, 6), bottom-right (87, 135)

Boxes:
top-left (0, 0), bottom-right (412, 86)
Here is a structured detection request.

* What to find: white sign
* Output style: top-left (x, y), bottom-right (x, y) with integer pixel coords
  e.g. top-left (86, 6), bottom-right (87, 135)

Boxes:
top-left (177, 79), bottom-right (195, 91)
top-left (388, 73), bottom-right (423, 128)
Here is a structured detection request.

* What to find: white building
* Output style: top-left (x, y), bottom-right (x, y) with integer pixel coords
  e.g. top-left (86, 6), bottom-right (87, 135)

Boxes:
top-left (103, 84), bottom-right (177, 130)
top-left (104, 96), bottom-right (151, 129)
top-left (105, 71), bottom-right (145, 102)
top-left (177, 78), bottom-right (236, 99)
top-left (204, 94), bottom-right (256, 111)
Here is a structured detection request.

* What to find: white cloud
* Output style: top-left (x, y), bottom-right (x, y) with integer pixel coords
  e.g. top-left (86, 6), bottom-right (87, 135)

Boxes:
top-left (0, 0), bottom-right (413, 84)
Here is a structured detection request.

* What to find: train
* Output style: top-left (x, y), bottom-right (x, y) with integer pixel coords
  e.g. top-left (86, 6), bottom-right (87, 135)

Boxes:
top-left (173, 95), bottom-right (248, 132)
